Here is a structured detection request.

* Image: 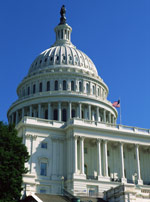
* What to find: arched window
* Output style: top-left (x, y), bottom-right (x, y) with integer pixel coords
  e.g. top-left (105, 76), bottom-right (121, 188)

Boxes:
top-left (47, 81), bottom-right (50, 91)
top-left (39, 82), bottom-right (42, 92)
top-left (53, 109), bottom-right (58, 120)
top-left (86, 83), bottom-right (89, 94)
top-left (33, 84), bottom-right (36, 94)
top-left (62, 109), bottom-right (67, 122)
top-left (92, 85), bottom-right (95, 95)
top-left (79, 81), bottom-right (82, 92)
top-left (71, 81), bottom-right (75, 91)
top-left (27, 86), bottom-right (30, 95)
top-left (45, 109), bottom-right (48, 119)
top-left (63, 80), bottom-right (67, 90)
top-left (72, 109), bottom-right (76, 118)
top-left (55, 80), bottom-right (58, 91)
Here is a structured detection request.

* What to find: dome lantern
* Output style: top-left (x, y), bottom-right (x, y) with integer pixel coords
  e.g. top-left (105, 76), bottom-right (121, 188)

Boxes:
top-left (52, 5), bottom-right (73, 47)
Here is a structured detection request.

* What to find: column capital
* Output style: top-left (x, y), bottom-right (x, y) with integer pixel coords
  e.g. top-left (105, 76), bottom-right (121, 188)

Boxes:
top-left (97, 139), bottom-right (102, 143)
top-left (73, 135), bottom-right (78, 140)
top-left (80, 136), bottom-right (85, 141)
top-left (120, 141), bottom-right (124, 146)
top-left (103, 139), bottom-right (108, 144)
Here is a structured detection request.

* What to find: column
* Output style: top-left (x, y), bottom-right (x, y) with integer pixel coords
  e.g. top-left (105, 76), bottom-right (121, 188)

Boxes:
top-left (16, 111), bottom-right (18, 125)
top-left (29, 105), bottom-right (32, 117)
top-left (79, 103), bottom-right (82, 119)
top-left (58, 102), bottom-right (61, 121)
top-left (68, 102), bottom-right (72, 120)
top-left (80, 137), bottom-right (85, 175)
top-left (48, 103), bottom-right (51, 120)
top-left (96, 106), bottom-right (99, 122)
top-left (120, 142), bottom-right (127, 183)
top-left (103, 109), bottom-right (106, 123)
top-left (38, 104), bottom-right (41, 118)
top-left (22, 108), bottom-right (24, 119)
top-left (88, 105), bottom-right (91, 120)
top-left (103, 140), bottom-right (109, 177)
top-left (97, 139), bottom-right (102, 178)
top-left (135, 144), bottom-right (143, 185)
top-left (73, 136), bottom-right (78, 174)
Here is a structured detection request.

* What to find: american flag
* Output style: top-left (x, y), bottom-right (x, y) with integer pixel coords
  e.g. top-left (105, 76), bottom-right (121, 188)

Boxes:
top-left (112, 100), bottom-right (120, 108)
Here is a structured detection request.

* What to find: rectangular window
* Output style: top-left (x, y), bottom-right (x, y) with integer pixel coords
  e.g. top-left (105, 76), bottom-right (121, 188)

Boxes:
top-left (41, 142), bottom-right (47, 149)
top-left (40, 162), bottom-right (47, 176)
top-left (84, 148), bottom-right (88, 154)
top-left (40, 189), bottom-right (46, 194)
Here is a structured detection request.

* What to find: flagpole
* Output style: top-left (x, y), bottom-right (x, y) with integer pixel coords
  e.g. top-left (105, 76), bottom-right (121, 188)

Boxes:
top-left (119, 98), bottom-right (122, 125)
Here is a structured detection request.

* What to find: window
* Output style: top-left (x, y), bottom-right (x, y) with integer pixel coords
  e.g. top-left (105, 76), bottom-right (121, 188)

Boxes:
top-left (86, 83), bottom-right (89, 93)
top-left (39, 82), bottom-right (42, 92)
top-left (55, 80), bottom-right (58, 91)
top-left (40, 189), bottom-right (46, 194)
top-left (79, 81), bottom-right (82, 92)
top-left (84, 148), bottom-right (88, 154)
top-left (92, 85), bottom-right (95, 95)
top-left (40, 162), bottom-right (47, 176)
top-left (54, 109), bottom-right (58, 120)
top-left (82, 110), bottom-right (84, 119)
top-left (45, 109), bottom-right (48, 119)
top-left (62, 109), bottom-right (67, 122)
top-left (47, 81), bottom-right (50, 91)
top-left (33, 84), bottom-right (36, 94)
top-left (41, 142), bottom-right (47, 149)
top-left (63, 80), bottom-right (67, 90)
top-left (45, 58), bottom-right (47, 62)
top-left (71, 81), bottom-right (75, 91)
top-left (61, 30), bottom-right (63, 39)
top-left (27, 87), bottom-right (30, 95)
top-left (107, 150), bottom-right (110, 156)
top-left (72, 109), bottom-right (75, 118)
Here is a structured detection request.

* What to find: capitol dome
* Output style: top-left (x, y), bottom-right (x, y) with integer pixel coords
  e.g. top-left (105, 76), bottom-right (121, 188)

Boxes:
top-left (28, 23), bottom-right (98, 76)
top-left (7, 5), bottom-right (117, 125)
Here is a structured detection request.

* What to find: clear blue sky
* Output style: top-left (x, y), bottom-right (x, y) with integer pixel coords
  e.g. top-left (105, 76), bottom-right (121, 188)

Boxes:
top-left (0, 0), bottom-right (150, 129)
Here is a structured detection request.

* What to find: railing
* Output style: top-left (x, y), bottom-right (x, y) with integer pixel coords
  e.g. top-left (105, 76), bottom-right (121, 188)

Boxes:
top-left (87, 175), bottom-right (98, 180)
top-left (67, 118), bottom-right (150, 136)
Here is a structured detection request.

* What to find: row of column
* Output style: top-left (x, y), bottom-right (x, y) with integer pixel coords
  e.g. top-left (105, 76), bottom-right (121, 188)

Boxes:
top-left (10, 102), bottom-right (115, 125)
top-left (73, 137), bottom-right (143, 184)
top-left (19, 79), bottom-right (106, 99)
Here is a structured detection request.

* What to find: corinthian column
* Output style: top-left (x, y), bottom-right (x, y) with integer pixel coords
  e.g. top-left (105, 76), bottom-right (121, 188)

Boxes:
top-left (135, 144), bottom-right (143, 185)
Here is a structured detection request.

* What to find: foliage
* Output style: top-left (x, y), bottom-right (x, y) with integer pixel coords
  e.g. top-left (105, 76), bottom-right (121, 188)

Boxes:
top-left (0, 122), bottom-right (29, 202)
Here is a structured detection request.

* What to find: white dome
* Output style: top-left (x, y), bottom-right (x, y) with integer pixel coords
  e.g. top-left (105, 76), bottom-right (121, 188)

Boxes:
top-left (28, 45), bottom-right (98, 76)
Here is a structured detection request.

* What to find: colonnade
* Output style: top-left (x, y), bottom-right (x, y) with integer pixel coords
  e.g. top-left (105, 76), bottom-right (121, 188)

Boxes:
top-left (73, 136), bottom-right (143, 185)
top-left (18, 78), bottom-right (107, 100)
top-left (9, 102), bottom-right (116, 125)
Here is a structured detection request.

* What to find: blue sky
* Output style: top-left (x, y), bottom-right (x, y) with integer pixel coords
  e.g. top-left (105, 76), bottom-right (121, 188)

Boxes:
top-left (0, 0), bottom-right (150, 128)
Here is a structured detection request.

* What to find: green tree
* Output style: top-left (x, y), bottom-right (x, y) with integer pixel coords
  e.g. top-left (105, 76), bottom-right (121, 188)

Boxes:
top-left (0, 122), bottom-right (29, 202)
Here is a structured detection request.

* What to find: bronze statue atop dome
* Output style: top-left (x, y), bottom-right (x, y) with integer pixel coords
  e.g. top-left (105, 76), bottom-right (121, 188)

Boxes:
top-left (59, 5), bottom-right (66, 25)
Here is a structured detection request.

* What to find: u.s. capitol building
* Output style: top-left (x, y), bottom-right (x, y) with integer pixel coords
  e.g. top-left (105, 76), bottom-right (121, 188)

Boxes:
top-left (7, 6), bottom-right (150, 202)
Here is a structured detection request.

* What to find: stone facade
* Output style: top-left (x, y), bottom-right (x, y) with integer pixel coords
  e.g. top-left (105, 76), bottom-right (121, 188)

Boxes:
top-left (7, 7), bottom-right (150, 201)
